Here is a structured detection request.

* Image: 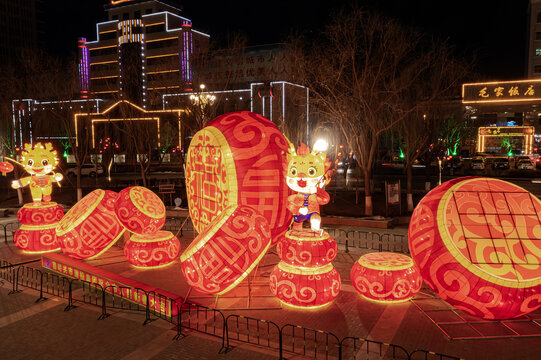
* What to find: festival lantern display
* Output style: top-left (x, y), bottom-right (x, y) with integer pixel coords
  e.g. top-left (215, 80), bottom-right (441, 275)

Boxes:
top-left (185, 111), bottom-right (292, 246)
top-left (8, 143), bottom-right (64, 253)
top-left (124, 230), bottom-right (181, 268)
top-left (269, 141), bottom-right (341, 309)
top-left (409, 177), bottom-right (541, 319)
top-left (10, 142), bottom-right (63, 203)
top-left (14, 202), bottom-right (64, 253)
top-left (56, 189), bottom-right (125, 260)
top-left (350, 252), bottom-right (422, 303)
top-left (115, 186), bottom-right (166, 235)
top-left (180, 205), bottom-right (271, 295)
top-left (0, 161), bottom-right (14, 176)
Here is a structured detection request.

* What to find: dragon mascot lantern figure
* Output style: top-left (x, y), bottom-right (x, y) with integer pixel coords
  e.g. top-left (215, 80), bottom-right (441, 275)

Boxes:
top-left (286, 140), bottom-right (333, 232)
top-left (11, 142), bottom-right (63, 203)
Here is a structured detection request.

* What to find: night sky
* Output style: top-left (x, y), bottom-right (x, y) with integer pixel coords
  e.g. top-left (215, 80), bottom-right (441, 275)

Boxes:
top-left (43, 0), bottom-right (529, 80)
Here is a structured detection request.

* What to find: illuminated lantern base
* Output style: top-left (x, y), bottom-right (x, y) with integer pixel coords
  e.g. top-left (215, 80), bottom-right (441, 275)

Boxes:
top-left (124, 231), bottom-right (181, 268)
top-left (269, 261), bottom-right (341, 308)
top-left (276, 229), bottom-right (337, 268)
top-left (115, 186), bottom-right (166, 235)
top-left (17, 202), bottom-right (64, 226)
top-left (350, 252), bottom-right (422, 303)
top-left (56, 189), bottom-right (125, 260)
top-left (180, 205), bottom-right (271, 295)
top-left (14, 224), bottom-right (60, 253)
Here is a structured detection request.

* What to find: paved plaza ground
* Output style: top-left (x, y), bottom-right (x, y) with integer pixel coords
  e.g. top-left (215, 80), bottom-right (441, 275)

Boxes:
top-left (1, 212), bottom-right (541, 359)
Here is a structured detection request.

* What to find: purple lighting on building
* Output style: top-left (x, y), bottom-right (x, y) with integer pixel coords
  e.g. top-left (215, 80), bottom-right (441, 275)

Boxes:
top-left (78, 37), bottom-right (90, 98)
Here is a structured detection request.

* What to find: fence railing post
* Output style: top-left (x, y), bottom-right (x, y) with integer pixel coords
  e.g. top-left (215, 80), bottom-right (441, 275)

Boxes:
top-left (279, 327), bottom-right (283, 360)
top-left (35, 271), bottom-right (47, 303)
top-left (64, 280), bottom-right (76, 311)
top-left (98, 285), bottom-right (110, 320)
top-left (8, 266), bottom-right (20, 295)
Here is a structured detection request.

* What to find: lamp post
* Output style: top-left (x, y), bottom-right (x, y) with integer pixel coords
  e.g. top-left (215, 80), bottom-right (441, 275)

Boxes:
top-left (190, 84), bottom-right (216, 129)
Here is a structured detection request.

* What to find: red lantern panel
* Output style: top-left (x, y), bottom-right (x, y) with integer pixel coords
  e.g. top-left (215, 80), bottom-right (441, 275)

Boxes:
top-left (124, 231), bottom-right (181, 268)
top-left (409, 177), bottom-right (541, 319)
top-left (57, 189), bottom-right (125, 260)
top-left (115, 186), bottom-right (166, 235)
top-left (180, 205), bottom-right (271, 295)
top-left (350, 252), bottom-right (422, 303)
top-left (269, 261), bottom-right (341, 308)
top-left (185, 111), bottom-right (292, 246)
top-left (14, 225), bottom-right (59, 253)
top-left (276, 229), bottom-right (337, 267)
top-left (17, 202), bottom-right (64, 225)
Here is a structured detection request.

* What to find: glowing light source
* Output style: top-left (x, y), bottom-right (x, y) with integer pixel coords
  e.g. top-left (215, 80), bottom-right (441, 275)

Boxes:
top-left (56, 189), bottom-right (125, 260)
top-left (115, 186), bottom-right (166, 235)
top-left (14, 202), bottom-right (64, 253)
top-left (124, 231), bottom-right (181, 268)
top-left (185, 111), bottom-right (292, 246)
top-left (180, 205), bottom-right (271, 295)
top-left (409, 177), bottom-right (541, 319)
top-left (350, 252), bottom-right (422, 303)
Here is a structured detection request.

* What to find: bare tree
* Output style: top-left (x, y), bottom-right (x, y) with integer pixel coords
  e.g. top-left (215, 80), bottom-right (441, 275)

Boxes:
top-left (291, 7), bottom-right (452, 215)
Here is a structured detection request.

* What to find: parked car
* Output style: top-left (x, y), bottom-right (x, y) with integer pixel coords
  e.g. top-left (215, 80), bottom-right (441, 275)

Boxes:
top-left (492, 157), bottom-right (510, 170)
top-left (517, 159), bottom-right (534, 170)
top-left (445, 156), bottom-right (463, 169)
top-left (471, 157), bottom-right (485, 170)
top-left (65, 164), bottom-right (104, 177)
top-left (514, 155), bottom-right (533, 168)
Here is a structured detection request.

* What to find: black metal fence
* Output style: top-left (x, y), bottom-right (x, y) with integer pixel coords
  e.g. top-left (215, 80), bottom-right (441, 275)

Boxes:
top-left (324, 228), bottom-right (409, 254)
top-left (0, 221), bottom-right (20, 244)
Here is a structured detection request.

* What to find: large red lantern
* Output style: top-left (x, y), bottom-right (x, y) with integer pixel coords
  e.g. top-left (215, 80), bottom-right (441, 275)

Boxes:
top-left (409, 177), bottom-right (541, 319)
top-left (56, 189), bottom-right (125, 259)
top-left (180, 205), bottom-right (271, 295)
top-left (115, 186), bottom-right (166, 235)
top-left (270, 229), bottom-right (341, 309)
top-left (14, 202), bottom-right (64, 253)
top-left (185, 111), bottom-right (292, 246)
top-left (350, 252), bottom-right (422, 303)
top-left (124, 230), bottom-right (180, 268)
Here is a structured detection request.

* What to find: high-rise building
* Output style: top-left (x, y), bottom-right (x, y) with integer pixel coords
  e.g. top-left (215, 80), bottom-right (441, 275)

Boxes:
top-left (80, 0), bottom-right (209, 107)
top-left (527, 0), bottom-right (541, 78)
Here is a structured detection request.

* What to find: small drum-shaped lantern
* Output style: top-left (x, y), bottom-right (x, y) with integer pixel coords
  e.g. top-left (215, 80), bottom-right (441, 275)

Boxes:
top-left (269, 261), bottom-right (341, 308)
top-left (351, 252), bottom-right (422, 303)
top-left (124, 230), bottom-right (181, 268)
top-left (180, 205), bottom-right (271, 295)
top-left (56, 189), bottom-right (125, 259)
top-left (115, 186), bottom-right (166, 235)
top-left (14, 202), bottom-right (64, 253)
top-left (276, 230), bottom-right (337, 268)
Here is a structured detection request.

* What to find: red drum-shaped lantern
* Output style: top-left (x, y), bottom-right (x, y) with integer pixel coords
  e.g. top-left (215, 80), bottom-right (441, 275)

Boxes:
top-left (115, 186), bottom-right (166, 235)
top-left (276, 230), bottom-right (337, 267)
top-left (409, 177), bottom-right (541, 319)
top-left (17, 202), bottom-right (64, 225)
top-left (269, 261), bottom-right (341, 308)
top-left (124, 230), bottom-right (181, 268)
top-left (14, 202), bottom-right (64, 253)
top-left (180, 205), bottom-right (271, 295)
top-left (185, 111), bottom-right (292, 246)
top-left (14, 227), bottom-right (59, 253)
top-left (350, 252), bottom-right (422, 303)
top-left (56, 189), bottom-right (125, 260)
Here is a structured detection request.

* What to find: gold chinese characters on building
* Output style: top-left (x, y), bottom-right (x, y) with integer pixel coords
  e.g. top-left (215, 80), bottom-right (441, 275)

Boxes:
top-left (463, 80), bottom-right (541, 104)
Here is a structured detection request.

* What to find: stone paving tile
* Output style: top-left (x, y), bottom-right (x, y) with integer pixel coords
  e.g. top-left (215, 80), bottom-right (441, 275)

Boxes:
top-left (0, 285), bottom-right (39, 317)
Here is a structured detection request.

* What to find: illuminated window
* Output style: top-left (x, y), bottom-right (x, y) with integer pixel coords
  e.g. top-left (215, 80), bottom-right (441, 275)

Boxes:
top-left (536, 49), bottom-right (541, 56)
top-left (114, 154), bottom-right (126, 163)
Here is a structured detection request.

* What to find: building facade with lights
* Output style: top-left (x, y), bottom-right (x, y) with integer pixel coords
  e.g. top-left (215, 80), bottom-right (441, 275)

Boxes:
top-left (79, 0), bottom-right (209, 107)
top-left (462, 79), bottom-right (541, 155)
